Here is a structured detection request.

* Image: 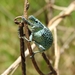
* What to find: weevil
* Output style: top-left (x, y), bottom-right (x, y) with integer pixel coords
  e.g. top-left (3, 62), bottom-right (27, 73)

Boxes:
top-left (22, 15), bottom-right (53, 56)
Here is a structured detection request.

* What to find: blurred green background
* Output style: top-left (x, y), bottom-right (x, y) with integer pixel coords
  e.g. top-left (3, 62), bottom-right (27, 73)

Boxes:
top-left (0, 0), bottom-right (75, 75)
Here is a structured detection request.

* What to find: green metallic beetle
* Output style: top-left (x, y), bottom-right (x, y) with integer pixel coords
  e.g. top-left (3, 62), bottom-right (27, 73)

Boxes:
top-left (22, 15), bottom-right (53, 55)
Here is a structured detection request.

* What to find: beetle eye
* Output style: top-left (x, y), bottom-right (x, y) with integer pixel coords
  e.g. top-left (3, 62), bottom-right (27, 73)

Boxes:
top-left (35, 20), bottom-right (38, 23)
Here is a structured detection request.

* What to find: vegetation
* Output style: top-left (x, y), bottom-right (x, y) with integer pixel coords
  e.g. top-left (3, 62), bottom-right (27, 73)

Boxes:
top-left (0, 0), bottom-right (75, 75)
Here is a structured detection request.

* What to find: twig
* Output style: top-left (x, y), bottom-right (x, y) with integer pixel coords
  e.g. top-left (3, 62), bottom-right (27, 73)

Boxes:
top-left (19, 23), bottom-right (26, 75)
top-left (1, 56), bottom-right (21, 75)
top-left (53, 5), bottom-right (66, 11)
top-left (48, 1), bottom-right (75, 28)
top-left (33, 4), bottom-right (66, 17)
top-left (54, 27), bottom-right (60, 75)
top-left (23, 0), bottom-right (30, 75)
top-left (42, 1), bottom-right (57, 75)
top-left (1, 44), bottom-right (35, 75)
top-left (42, 53), bottom-right (57, 75)
top-left (45, 0), bottom-right (54, 21)
top-left (10, 65), bottom-right (18, 75)
top-left (23, 0), bottom-right (44, 75)
top-left (14, 16), bottom-right (26, 75)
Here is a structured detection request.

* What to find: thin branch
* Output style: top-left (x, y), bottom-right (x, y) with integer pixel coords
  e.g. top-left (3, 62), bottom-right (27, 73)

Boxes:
top-left (42, 1), bottom-right (57, 75)
top-left (48, 1), bottom-right (75, 28)
top-left (53, 5), bottom-right (66, 10)
top-left (13, 16), bottom-right (26, 75)
top-left (34, 4), bottom-right (66, 17)
top-left (54, 27), bottom-right (60, 75)
top-left (23, 0), bottom-right (44, 75)
top-left (1, 44), bottom-right (35, 75)
top-left (10, 65), bottom-right (18, 75)
top-left (23, 0), bottom-right (30, 75)
top-left (19, 24), bottom-right (26, 75)
top-left (42, 53), bottom-right (57, 75)
top-left (44, 0), bottom-right (54, 21)
top-left (1, 56), bottom-right (21, 75)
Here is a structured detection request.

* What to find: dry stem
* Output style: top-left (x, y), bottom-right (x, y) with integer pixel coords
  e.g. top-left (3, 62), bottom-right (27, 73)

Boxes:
top-left (24, 0), bottom-right (44, 75)
top-left (34, 4), bottom-right (66, 17)
top-left (48, 1), bottom-right (75, 28)
top-left (54, 27), bottom-right (60, 75)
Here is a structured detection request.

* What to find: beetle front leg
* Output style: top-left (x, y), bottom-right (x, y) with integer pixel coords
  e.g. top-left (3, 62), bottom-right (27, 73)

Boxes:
top-left (30, 42), bottom-right (46, 58)
top-left (22, 33), bottom-right (33, 42)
